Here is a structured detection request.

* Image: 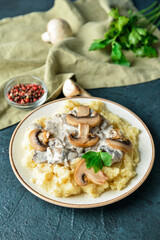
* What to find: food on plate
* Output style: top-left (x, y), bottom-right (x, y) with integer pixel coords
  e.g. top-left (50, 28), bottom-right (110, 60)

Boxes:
top-left (89, 3), bottom-right (159, 66)
top-left (41, 18), bottom-right (73, 45)
top-left (74, 159), bottom-right (108, 186)
top-left (23, 100), bottom-right (140, 198)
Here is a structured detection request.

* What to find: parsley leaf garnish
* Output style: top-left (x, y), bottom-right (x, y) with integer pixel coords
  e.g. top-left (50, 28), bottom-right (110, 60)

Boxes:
top-left (89, 39), bottom-right (112, 51)
top-left (129, 28), bottom-right (146, 45)
top-left (111, 41), bottom-right (130, 66)
top-left (133, 45), bottom-right (158, 57)
top-left (89, 2), bottom-right (159, 66)
top-left (111, 41), bottom-right (122, 60)
top-left (82, 151), bottom-right (112, 173)
top-left (108, 7), bottom-right (119, 19)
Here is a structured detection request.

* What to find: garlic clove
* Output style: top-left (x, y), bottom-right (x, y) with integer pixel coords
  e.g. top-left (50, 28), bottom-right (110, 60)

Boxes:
top-left (63, 79), bottom-right (80, 98)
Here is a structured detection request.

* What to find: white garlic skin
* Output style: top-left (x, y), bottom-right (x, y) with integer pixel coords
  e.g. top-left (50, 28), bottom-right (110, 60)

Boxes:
top-left (63, 79), bottom-right (80, 98)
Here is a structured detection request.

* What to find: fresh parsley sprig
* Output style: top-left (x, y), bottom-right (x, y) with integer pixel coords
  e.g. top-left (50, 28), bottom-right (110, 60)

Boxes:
top-left (89, 2), bottom-right (159, 66)
top-left (82, 151), bottom-right (112, 173)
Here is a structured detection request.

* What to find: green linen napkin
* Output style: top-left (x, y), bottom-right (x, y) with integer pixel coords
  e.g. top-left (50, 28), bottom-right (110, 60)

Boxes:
top-left (0, 0), bottom-right (160, 130)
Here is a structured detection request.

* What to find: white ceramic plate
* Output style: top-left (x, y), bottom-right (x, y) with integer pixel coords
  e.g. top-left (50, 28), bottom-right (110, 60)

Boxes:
top-left (9, 97), bottom-right (155, 208)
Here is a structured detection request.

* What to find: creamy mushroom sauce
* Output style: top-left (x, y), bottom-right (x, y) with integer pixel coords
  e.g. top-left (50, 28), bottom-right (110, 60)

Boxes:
top-left (31, 108), bottom-right (123, 166)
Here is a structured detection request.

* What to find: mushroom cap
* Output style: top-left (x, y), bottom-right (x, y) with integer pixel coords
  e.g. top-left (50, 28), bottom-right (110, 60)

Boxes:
top-left (62, 79), bottom-right (80, 98)
top-left (74, 159), bottom-right (108, 186)
top-left (66, 112), bottom-right (102, 127)
top-left (76, 106), bottom-right (90, 117)
top-left (69, 133), bottom-right (99, 148)
top-left (67, 106), bottom-right (101, 148)
top-left (29, 129), bottom-right (49, 151)
top-left (105, 128), bottom-right (132, 152)
top-left (47, 18), bottom-right (73, 45)
top-left (106, 138), bottom-right (132, 152)
top-left (69, 123), bottom-right (99, 148)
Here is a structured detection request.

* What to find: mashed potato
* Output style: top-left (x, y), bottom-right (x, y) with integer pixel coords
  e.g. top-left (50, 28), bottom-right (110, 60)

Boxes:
top-left (23, 100), bottom-right (139, 198)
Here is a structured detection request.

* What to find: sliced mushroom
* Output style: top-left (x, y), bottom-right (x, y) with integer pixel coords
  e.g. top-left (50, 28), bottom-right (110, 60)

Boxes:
top-left (69, 123), bottom-right (99, 148)
top-left (74, 159), bottom-right (108, 186)
top-left (76, 106), bottom-right (90, 117)
top-left (66, 111), bottom-right (102, 127)
top-left (110, 129), bottom-right (123, 140)
top-left (106, 129), bottom-right (132, 153)
top-left (106, 139), bottom-right (132, 152)
top-left (29, 129), bottom-right (50, 151)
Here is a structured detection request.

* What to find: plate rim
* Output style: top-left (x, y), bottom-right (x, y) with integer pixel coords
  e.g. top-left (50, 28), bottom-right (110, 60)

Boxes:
top-left (9, 96), bottom-right (155, 208)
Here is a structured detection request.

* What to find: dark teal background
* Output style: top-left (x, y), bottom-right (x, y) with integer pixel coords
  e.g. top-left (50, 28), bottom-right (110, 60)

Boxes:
top-left (0, 1), bottom-right (160, 239)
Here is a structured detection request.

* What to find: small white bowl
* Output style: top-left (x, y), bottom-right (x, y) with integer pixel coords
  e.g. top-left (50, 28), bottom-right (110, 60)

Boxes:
top-left (4, 75), bottom-right (48, 110)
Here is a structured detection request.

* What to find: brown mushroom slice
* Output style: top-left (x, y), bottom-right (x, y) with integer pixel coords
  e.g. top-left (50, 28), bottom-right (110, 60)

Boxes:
top-left (29, 129), bottom-right (50, 151)
top-left (74, 159), bottom-right (108, 186)
top-left (106, 138), bottom-right (132, 152)
top-left (66, 112), bottom-right (102, 127)
top-left (69, 123), bottom-right (99, 148)
top-left (76, 106), bottom-right (90, 117)
top-left (111, 129), bottom-right (123, 140)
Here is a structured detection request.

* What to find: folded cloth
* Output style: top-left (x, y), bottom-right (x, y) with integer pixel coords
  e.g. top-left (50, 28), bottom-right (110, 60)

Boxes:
top-left (0, 0), bottom-right (160, 130)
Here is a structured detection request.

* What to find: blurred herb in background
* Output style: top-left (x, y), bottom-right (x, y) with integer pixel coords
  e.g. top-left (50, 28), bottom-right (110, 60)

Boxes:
top-left (89, 1), bottom-right (160, 67)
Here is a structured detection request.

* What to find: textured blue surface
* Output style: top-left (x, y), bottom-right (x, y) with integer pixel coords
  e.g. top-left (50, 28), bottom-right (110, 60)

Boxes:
top-left (0, 1), bottom-right (160, 240)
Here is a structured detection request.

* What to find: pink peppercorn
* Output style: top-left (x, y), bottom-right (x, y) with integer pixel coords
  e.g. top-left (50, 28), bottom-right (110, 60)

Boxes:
top-left (7, 83), bottom-right (45, 104)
